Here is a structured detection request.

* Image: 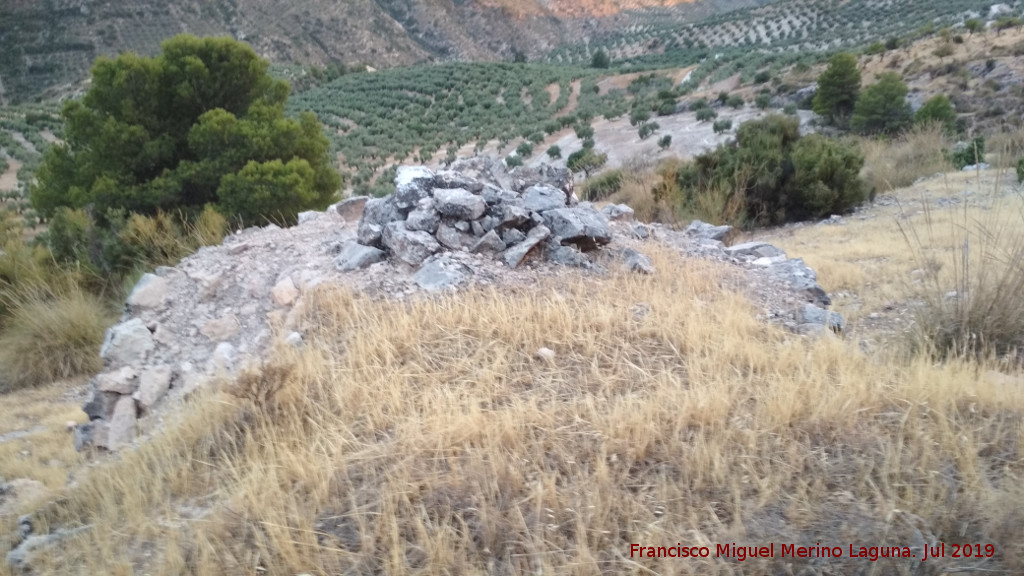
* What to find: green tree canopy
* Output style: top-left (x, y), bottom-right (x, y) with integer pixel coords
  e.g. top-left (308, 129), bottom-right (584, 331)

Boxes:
top-left (812, 53), bottom-right (861, 125)
top-left (591, 49), bottom-right (610, 69)
top-left (32, 34), bottom-right (341, 226)
top-left (850, 72), bottom-right (913, 135)
top-left (915, 94), bottom-right (957, 134)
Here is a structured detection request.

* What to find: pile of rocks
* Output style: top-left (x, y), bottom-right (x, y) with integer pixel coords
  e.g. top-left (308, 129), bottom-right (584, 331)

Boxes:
top-left (337, 161), bottom-right (650, 285)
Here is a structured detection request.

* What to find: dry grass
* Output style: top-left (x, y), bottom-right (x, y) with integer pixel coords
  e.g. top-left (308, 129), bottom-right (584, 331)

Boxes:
top-left (0, 290), bottom-right (115, 391)
top-left (858, 123), bottom-right (953, 195)
top-left (8, 242), bottom-right (1024, 575)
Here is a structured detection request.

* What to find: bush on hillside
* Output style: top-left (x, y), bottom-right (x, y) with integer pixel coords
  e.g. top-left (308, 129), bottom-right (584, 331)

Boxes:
top-left (851, 73), bottom-right (913, 135)
top-left (713, 119), bottom-right (733, 134)
top-left (813, 53), bottom-right (861, 125)
top-left (947, 136), bottom-right (985, 170)
top-left (31, 34), bottom-right (341, 229)
top-left (695, 108), bottom-right (717, 122)
top-left (1018, 158), bottom-right (1024, 183)
top-left (580, 170), bottom-right (624, 200)
top-left (546, 145), bottom-right (561, 159)
top-left (656, 115), bottom-right (867, 227)
top-left (566, 147), bottom-right (607, 177)
top-left (915, 94), bottom-right (957, 135)
top-left (658, 135), bottom-right (672, 150)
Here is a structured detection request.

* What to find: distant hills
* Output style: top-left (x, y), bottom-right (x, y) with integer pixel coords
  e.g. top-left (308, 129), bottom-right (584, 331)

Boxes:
top-left (0, 0), bottom-right (755, 104)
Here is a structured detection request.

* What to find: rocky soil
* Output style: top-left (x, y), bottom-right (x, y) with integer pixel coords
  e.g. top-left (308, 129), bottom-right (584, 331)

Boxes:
top-left (73, 157), bottom-right (846, 452)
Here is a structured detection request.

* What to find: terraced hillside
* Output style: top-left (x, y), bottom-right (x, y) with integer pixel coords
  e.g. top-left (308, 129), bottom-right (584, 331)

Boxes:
top-left (0, 0), bottom-right (751, 105)
top-left (549, 0), bottom-right (1003, 67)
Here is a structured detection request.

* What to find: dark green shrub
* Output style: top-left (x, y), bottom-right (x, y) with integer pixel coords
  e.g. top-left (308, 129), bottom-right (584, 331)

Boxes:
top-left (755, 93), bottom-right (772, 110)
top-left (638, 121), bottom-right (659, 140)
top-left (851, 73), bottom-right (912, 135)
top-left (696, 108), bottom-right (718, 122)
top-left (727, 95), bottom-right (745, 109)
top-left (947, 136), bottom-right (985, 169)
top-left (658, 135), bottom-right (672, 150)
top-left (915, 94), bottom-right (957, 134)
top-left (783, 103), bottom-right (798, 116)
top-left (580, 169), bottom-right (623, 200)
top-left (506, 154), bottom-right (524, 167)
top-left (1017, 158), bottom-right (1024, 183)
top-left (515, 141), bottom-right (534, 157)
top-left (546, 145), bottom-right (562, 159)
top-left (658, 115), bottom-right (867, 227)
top-left (712, 119), bottom-right (733, 134)
top-left (566, 147), bottom-right (607, 176)
top-left (753, 70), bottom-right (771, 84)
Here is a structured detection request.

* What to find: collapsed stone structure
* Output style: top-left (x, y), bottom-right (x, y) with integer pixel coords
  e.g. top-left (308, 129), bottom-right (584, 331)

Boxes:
top-left (337, 159), bottom-right (652, 282)
top-left (71, 158), bottom-right (843, 453)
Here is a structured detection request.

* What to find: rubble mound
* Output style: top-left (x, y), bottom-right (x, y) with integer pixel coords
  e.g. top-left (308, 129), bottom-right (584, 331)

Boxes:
top-left (345, 160), bottom-right (642, 276)
top-left (72, 159), bottom-right (844, 452)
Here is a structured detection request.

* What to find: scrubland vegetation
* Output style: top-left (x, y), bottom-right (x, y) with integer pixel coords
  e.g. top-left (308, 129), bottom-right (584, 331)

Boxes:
top-left (5, 232), bottom-right (1024, 574)
top-left (5, 5), bottom-right (1024, 574)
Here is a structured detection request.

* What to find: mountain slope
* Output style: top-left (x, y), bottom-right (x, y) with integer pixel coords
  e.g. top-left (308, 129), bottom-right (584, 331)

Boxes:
top-left (0, 0), bottom-right (743, 105)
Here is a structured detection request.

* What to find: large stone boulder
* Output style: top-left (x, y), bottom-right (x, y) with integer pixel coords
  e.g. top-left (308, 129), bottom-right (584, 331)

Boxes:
top-left (542, 206), bottom-right (612, 251)
top-left (382, 222), bottom-right (442, 266)
top-left (521, 185), bottom-right (567, 213)
top-left (394, 166), bottom-right (436, 209)
top-left (100, 318), bottom-right (154, 367)
top-left (433, 188), bottom-right (487, 220)
top-left (502, 225), bottom-right (551, 268)
top-left (335, 241), bottom-right (387, 272)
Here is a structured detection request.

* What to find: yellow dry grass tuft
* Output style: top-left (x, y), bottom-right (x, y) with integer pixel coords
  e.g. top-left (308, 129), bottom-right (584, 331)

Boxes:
top-left (858, 122), bottom-right (953, 195)
top-left (0, 290), bottom-right (116, 391)
top-left (9, 242), bottom-right (1024, 575)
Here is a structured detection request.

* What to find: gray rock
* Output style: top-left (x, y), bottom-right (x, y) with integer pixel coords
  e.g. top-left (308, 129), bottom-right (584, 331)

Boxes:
top-left (413, 257), bottom-right (472, 292)
top-left (521, 185), bottom-right (568, 213)
top-left (285, 332), bottom-right (304, 348)
top-left (501, 228), bottom-right (527, 245)
top-left (383, 222), bottom-right (442, 266)
top-left (211, 342), bottom-right (236, 375)
top-left (633, 223), bottom-right (651, 240)
top-left (404, 198), bottom-right (441, 233)
top-left (502, 225), bottom-right (550, 268)
top-left (434, 170), bottom-right (484, 193)
top-left (335, 195), bottom-right (369, 221)
top-left (469, 220), bottom-right (484, 237)
top-left (611, 247), bottom-right (656, 275)
top-left (335, 241), bottom-right (386, 271)
top-left (394, 166), bottom-right (436, 209)
top-left (725, 241), bottom-right (786, 259)
top-left (500, 205), bottom-right (530, 227)
top-left (95, 366), bottom-right (138, 394)
top-left (799, 304), bottom-right (846, 334)
top-left (961, 163), bottom-right (990, 172)
top-left (770, 258), bottom-right (832, 306)
top-left (542, 205), bottom-right (612, 251)
top-left (357, 196), bottom-right (401, 246)
top-left (73, 422), bottom-right (98, 451)
top-left (471, 230), bottom-right (506, 254)
top-left (297, 211), bottom-right (319, 225)
top-left (435, 223), bottom-right (475, 251)
top-left (107, 395), bottom-right (137, 450)
top-left (126, 273), bottom-right (169, 309)
top-left (136, 365), bottom-right (173, 411)
top-left (100, 318), bottom-right (154, 367)
top-left (83, 390), bottom-right (120, 421)
top-left (480, 215), bottom-right (500, 232)
top-left (545, 244), bottom-right (593, 268)
top-left (685, 220), bottom-right (733, 241)
top-left (433, 188), bottom-right (487, 220)
top-left (453, 220), bottom-right (471, 233)
top-left (600, 204), bottom-right (635, 222)
top-left (482, 185), bottom-right (519, 206)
